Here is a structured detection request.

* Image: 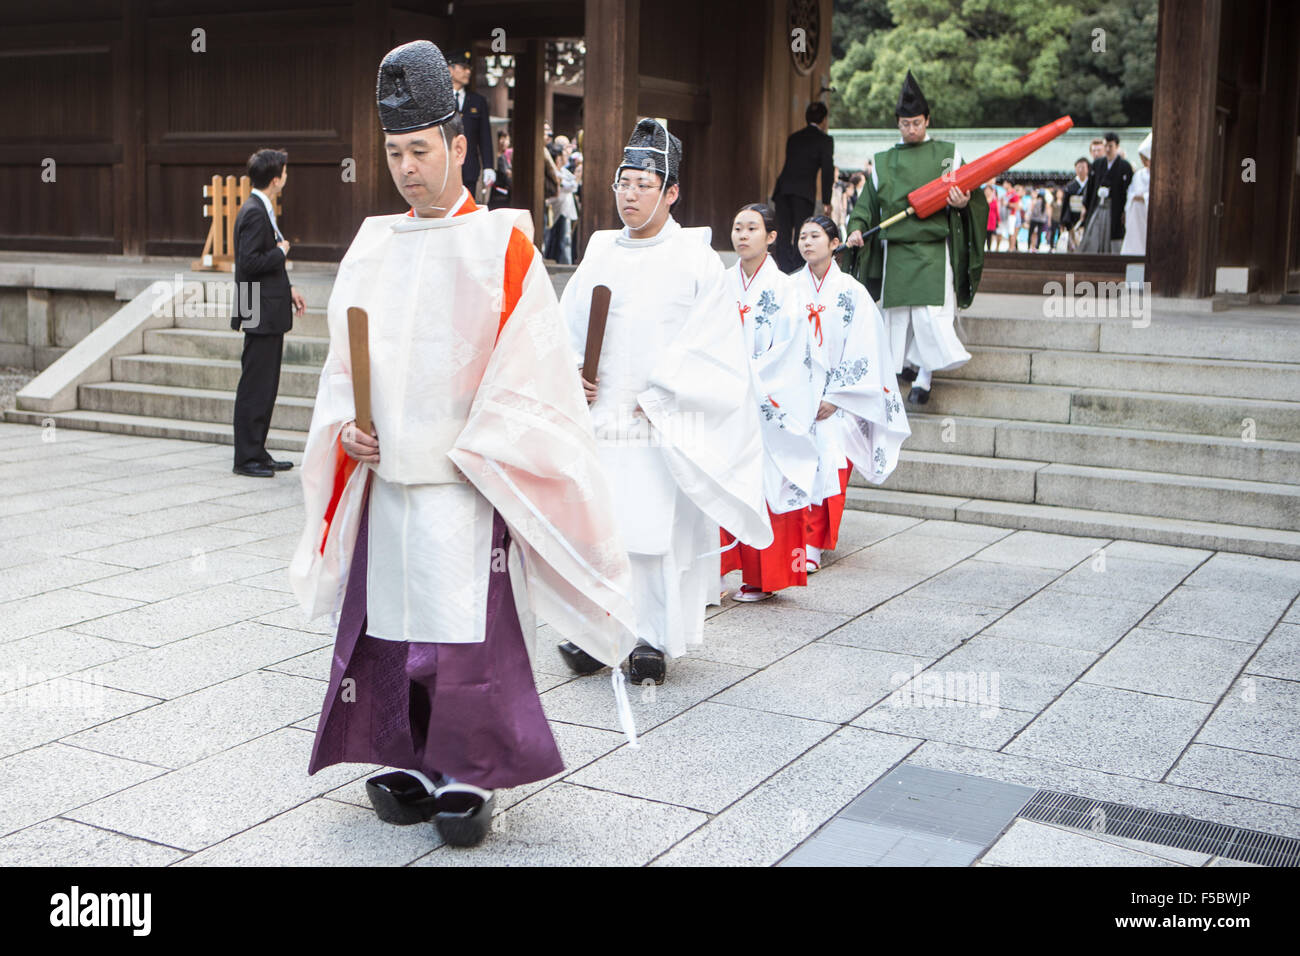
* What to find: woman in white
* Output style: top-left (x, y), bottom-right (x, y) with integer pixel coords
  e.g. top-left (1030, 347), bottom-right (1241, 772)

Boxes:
top-left (793, 215), bottom-right (911, 571)
top-left (720, 203), bottom-right (820, 601)
top-left (1121, 132), bottom-right (1151, 256)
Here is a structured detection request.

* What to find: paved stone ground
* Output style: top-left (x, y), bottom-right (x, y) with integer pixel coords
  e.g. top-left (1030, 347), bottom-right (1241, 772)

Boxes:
top-left (0, 420), bottom-right (1296, 866)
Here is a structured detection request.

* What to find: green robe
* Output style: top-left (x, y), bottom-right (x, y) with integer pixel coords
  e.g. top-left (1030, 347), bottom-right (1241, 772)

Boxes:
top-left (844, 139), bottom-right (987, 311)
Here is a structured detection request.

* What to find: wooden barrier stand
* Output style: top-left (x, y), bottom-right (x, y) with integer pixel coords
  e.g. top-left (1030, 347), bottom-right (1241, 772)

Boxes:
top-left (192, 174), bottom-right (282, 272)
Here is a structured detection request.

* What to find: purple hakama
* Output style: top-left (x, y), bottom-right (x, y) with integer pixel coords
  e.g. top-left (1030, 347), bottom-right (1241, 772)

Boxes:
top-left (307, 485), bottom-right (564, 790)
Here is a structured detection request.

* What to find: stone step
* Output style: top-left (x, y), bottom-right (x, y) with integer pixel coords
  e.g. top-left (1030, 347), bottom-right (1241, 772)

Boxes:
top-left (174, 307), bottom-right (330, 338)
top-left (843, 487), bottom-right (1300, 560)
top-left (915, 379), bottom-right (1300, 441)
top-left (959, 315), bottom-right (1103, 351)
top-left (1034, 463), bottom-right (1300, 532)
top-left (904, 412), bottom-right (1300, 484)
top-left (111, 354), bottom-right (320, 399)
top-left (78, 381), bottom-right (316, 432)
top-left (1067, 385), bottom-right (1300, 442)
top-left (144, 328), bottom-right (330, 366)
top-left (933, 346), bottom-right (1031, 383)
top-left (900, 413), bottom-right (1001, 457)
top-left (860, 447), bottom-right (1300, 529)
top-left (870, 450), bottom-right (1045, 503)
top-left (992, 420), bottom-right (1300, 484)
top-left (1028, 350), bottom-right (1300, 403)
top-left (3, 408), bottom-right (307, 452)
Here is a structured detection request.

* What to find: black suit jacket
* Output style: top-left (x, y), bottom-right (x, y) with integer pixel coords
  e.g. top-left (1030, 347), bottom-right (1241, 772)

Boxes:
top-left (1082, 156), bottom-right (1133, 241)
top-left (459, 88), bottom-right (495, 188)
top-left (231, 197), bottom-right (293, 334)
top-left (774, 125), bottom-right (834, 205)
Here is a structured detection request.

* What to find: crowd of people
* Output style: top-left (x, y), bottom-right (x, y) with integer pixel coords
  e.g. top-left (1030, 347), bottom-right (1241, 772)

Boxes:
top-left (805, 131), bottom-right (1152, 257)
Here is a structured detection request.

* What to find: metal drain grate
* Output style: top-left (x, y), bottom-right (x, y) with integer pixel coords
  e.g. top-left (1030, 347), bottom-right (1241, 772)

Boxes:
top-left (1019, 790), bottom-right (1299, 867)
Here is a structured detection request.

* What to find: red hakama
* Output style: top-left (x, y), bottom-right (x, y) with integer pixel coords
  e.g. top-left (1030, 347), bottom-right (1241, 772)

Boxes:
top-left (805, 464), bottom-right (852, 551)
top-left (720, 506), bottom-right (810, 593)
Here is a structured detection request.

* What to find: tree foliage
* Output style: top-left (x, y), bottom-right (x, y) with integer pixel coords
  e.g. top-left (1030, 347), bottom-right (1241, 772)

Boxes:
top-left (829, 0), bottom-right (1156, 128)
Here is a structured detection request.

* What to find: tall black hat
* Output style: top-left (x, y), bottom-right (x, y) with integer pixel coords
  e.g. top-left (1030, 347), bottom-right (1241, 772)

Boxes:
top-left (377, 40), bottom-right (457, 133)
top-left (895, 70), bottom-right (931, 119)
top-left (617, 118), bottom-right (682, 186)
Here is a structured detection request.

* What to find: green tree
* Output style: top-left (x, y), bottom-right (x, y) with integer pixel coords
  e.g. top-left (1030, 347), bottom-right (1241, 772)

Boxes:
top-left (829, 0), bottom-right (1155, 128)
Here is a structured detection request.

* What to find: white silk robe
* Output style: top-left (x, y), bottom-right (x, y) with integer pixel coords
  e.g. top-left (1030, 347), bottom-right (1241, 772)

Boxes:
top-left (791, 259), bottom-right (911, 501)
top-left (730, 255), bottom-right (820, 514)
top-left (288, 193), bottom-right (637, 667)
top-left (563, 217), bottom-right (772, 657)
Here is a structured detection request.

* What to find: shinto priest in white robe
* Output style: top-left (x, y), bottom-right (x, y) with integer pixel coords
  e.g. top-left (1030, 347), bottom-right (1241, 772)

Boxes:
top-left (289, 189), bottom-right (639, 785)
top-left (563, 216), bottom-right (773, 657)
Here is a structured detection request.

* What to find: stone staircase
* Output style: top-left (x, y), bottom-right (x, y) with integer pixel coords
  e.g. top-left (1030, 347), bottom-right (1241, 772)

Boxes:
top-left (851, 300), bottom-right (1300, 559)
top-left (8, 270), bottom-right (1300, 558)
top-left (6, 282), bottom-right (331, 452)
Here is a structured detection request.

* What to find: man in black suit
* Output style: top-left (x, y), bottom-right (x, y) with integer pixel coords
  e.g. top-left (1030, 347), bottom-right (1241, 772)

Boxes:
top-left (448, 50), bottom-right (495, 198)
top-left (772, 101), bottom-right (835, 272)
top-left (1061, 157), bottom-right (1089, 250)
top-left (1079, 131), bottom-right (1133, 254)
top-left (231, 148), bottom-right (305, 477)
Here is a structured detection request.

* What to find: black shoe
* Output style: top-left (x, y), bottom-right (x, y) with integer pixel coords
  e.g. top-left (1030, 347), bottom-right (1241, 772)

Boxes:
top-left (898, 366), bottom-right (918, 383)
top-left (366, 771), bottom-right (441, 825)
top-left (264, 458), bottom-right (293, 471)
top-left (434, 784), bottom-right (495, 847)
top-left (906, 386), bottom-right (930, 406)
top-left (557, 640), bottom-right (605, 676)
top-left (627, 645), bottom-right (666, 685)
top-left (233, 462), bottom-right (275, 477)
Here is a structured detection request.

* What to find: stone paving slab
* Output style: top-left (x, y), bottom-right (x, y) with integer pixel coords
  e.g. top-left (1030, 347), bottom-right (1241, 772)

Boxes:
top-left (0, 817), bottom-right (187, 867)
top-left (411, 783), bottom-right (707, 867)
top-left (979, 819), bottom-right (1190, 866)
top-left (567, 702), bottom-right (834, 813)
top-left (713, 641), bottom-right (928, 723)
top-left (1196, 675), bottom-right (1300, 760)
top-left (65, 671), bottom-right (326, 768)
top-left (1004, 683), bottom-right (1212, 779)
top-left (1082, 628), bottom-right (1255, 702)
top-left (0, 743), bottom-right (166, 838)
top-left (1167, 744), bottom-right (1300, 808)
top-left (74, 620), bottom-right (327, 698)
top-left (1248, 623), bottom-right (1300, 681)
top-left (1, 421), bottom-right (1297, 866)
top-left (65, 728), bottom-right (369, 851)
top-left (67, 583), bottom-right (298, 648)
top-left (820, 595), bottom-right (1004, 658)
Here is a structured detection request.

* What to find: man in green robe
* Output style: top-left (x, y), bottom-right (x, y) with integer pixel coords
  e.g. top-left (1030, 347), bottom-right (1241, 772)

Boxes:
top-left (844, 71), bottom-right (986, 405)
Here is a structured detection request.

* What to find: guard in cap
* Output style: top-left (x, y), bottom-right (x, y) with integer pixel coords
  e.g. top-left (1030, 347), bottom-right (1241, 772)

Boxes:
top-left (446, 48), bottom-right (496, 197)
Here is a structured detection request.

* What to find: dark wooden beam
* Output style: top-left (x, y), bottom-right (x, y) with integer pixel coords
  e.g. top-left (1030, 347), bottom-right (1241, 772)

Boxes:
top-left (510, 37), bottom-right (546, 241)
top-left (1250, 0), bottom-right (1300, 297)
top-left (1148, 0), bottom-right (1222, 298)
top-left (581, 0), bottom-right (639, 255)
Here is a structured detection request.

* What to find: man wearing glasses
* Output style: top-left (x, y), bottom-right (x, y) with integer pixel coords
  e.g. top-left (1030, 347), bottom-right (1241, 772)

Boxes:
top-left (555, 118), bottom-right (772, 686)
top-left (844, 71), bottom-right (987, 406)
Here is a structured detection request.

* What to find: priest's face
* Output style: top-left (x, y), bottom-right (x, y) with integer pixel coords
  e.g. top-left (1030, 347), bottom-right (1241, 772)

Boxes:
top-left (386, 126), bottom-right (467, 215)
top-left (614, 170), bottom-right (676, 231)
top-left (898, 114), bottom-right (929, 144)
